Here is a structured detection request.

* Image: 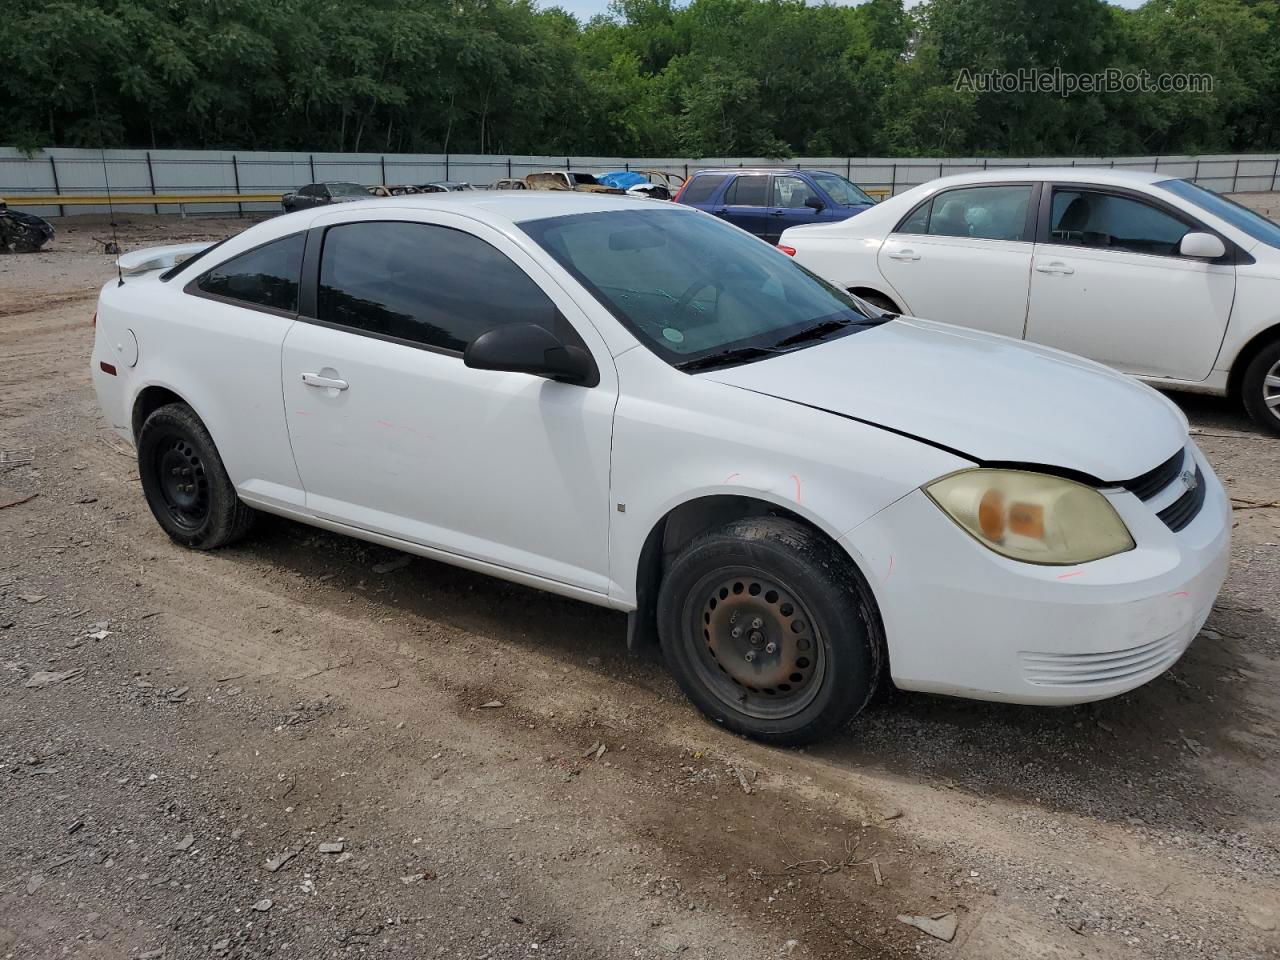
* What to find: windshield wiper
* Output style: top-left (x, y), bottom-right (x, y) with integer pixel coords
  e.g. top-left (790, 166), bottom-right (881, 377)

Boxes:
top-left (770, 317), bottom-right (856, 349)
top-left (675, 345), bottom-right (784, 372)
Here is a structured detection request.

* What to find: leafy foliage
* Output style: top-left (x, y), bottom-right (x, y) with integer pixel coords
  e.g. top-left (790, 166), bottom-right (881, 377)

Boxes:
top-left (2, 0), bottom-right (1276, 156)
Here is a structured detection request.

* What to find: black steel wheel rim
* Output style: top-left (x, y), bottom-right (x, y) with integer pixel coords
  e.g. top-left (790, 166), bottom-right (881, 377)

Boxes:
top-left (153, 434), bottom-right (210, 530)
top-left (685, 568), bottom-right (827, 720)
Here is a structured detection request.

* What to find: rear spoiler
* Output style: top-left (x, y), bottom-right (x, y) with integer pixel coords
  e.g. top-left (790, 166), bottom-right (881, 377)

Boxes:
top-left (118, 242), bottom-right (213, 277)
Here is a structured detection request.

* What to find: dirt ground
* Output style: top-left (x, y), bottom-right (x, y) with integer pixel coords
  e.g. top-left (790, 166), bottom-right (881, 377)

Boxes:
top-left (1, 213), bottom-right (1279, 960)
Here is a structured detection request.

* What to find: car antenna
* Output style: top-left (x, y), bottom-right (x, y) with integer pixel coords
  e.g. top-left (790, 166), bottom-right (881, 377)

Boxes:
top-left (91, 85), bottom-right (124, 286)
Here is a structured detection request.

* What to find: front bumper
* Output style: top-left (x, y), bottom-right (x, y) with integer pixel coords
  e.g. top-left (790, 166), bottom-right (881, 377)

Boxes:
top-left (841, 444), bottom-right (1231, 705)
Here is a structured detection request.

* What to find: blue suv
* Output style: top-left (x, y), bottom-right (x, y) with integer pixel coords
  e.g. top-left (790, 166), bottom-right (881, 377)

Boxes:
top-left (675, 168), bottom-right (876, 243)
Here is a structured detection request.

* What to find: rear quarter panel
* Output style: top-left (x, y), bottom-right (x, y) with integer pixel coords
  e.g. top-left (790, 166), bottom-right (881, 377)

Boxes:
top-left (92, 271), bottom-right (306, 511)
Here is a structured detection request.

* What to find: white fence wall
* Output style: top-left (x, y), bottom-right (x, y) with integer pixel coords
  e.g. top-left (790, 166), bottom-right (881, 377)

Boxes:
top-left (3, 147), bottom-right (1279, 218)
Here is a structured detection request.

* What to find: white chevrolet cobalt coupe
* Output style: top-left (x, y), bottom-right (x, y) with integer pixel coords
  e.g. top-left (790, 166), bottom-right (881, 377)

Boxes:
top-left (91, 192), bottom-right (1229, 744)
top-left (780, 169), bottom-right (1280, 434)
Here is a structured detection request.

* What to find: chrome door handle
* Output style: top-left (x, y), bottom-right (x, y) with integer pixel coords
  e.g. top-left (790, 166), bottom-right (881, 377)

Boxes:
top-left (1035, 262), bottom-right (1075, 275)
top-left (887, 249), bottom-right (921, 261)
top-left (301, 373), bottom-right (349, 391)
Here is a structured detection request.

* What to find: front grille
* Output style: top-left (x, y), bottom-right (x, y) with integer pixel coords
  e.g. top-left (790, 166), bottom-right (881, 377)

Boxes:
top-left (1020, 633), bottom-right (1185, 687)
top-left (1157, 466), bottom-right (1207, 532)
top-left (1117, 446), bottom-right (1207, 532)
top-left (1121, 447), bottom-right (1185, 501)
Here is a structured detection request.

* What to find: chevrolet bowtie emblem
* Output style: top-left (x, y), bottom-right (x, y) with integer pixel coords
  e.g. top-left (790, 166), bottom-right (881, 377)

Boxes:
top-left (1181, 469), bottom-right (1198, 493)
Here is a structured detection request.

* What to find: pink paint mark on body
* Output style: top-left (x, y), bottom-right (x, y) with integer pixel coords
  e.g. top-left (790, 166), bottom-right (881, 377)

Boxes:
top-left (790, 474), bottom-right (802, 504)
top-left (373, 419), bottom-right (433, 441)
top-left (1056, 571), bottom-right (1084, 580)
top-left (724, 472), bottom-right (741, 485)
top-left (886, 555), bottom-right (895, 580)
top-left (1171, 591), bottom-right (1190, 598)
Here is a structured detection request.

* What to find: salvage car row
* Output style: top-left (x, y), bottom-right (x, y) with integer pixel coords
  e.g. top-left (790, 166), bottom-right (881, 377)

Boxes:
top-left (91, 183), bottom-right (1239, 743)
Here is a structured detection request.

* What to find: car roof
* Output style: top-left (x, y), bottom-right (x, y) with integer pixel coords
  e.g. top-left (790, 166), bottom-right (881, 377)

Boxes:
top-left (687, 165), bottom-right (1172, 188)
top-left (908, 166), bottom-right (1171, 190)
top-left (297, 190), bottom-right (678, 224)
top-left (691, 167), bottom-right (820, 176)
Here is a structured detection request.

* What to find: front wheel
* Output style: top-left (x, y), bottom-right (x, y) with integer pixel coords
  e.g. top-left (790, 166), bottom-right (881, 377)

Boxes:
top-left (1240, 339), bottom-right (1280, 436)
top-left (657, 517), bottom-right (881, 746)
top-left (137, 403), bottom-right (255, 549)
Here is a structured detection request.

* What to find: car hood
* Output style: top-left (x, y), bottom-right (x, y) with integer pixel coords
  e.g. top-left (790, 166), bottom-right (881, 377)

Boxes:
top-left (703, 317), bottom-right (1187, 483)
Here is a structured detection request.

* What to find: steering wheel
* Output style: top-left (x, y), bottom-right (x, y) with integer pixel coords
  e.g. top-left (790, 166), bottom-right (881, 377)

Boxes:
top-left (673, 277), bottom-right (719, 316)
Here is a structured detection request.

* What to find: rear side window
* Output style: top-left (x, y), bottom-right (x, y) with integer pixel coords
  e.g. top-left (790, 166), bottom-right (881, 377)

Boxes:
top-left (725, 175), bottom-right (769, 206)
top-left (681, 174), bottom-right (728, 204)
top-left (317, 221), bottom-right (570, 353)
top-left (1049, 190), bottom-right (1190, 256)
top-left (194, 233), bottom-right (305, 313)
top-left (896, 185), bottom-right (1031, 241)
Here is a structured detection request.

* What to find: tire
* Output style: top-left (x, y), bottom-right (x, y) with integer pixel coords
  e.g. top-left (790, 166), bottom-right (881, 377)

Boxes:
top-left (657, 516), bottom-right (881, 746)
top-left (1240, 338), bottom-right (1280, 436)
top-left (137, 403), bottom-right (255, 549)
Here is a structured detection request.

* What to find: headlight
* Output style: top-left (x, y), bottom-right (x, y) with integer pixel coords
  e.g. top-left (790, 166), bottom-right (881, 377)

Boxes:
top-left (924, 469), bottom-right (1135, 565)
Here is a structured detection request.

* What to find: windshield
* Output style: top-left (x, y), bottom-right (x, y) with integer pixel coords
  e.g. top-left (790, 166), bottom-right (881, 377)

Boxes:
top-left (811, 172), bottom-right (875, 206)
top-left (520, 208), bottom-right (880, 367)
top-left (1158, 178), bottom-right (1280, 250)
top-left (328, 182), bottom-right (370, 198)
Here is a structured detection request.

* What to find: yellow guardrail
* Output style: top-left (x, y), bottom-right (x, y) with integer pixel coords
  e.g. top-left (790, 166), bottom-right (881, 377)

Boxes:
top-left (7, 192), bottom-right (281, 208)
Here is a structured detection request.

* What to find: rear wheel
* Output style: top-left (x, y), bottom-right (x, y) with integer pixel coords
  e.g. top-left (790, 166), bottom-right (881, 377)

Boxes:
top-left (1240, 339), bottom-right (1280, 436)
top-left (137, 403), bottom-right (255, 549)
top-left (657, 517), bottom-right (881, 745)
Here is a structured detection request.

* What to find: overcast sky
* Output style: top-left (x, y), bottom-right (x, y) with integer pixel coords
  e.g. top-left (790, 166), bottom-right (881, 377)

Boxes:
top-left (552, 0), bottom-right (1145, 28)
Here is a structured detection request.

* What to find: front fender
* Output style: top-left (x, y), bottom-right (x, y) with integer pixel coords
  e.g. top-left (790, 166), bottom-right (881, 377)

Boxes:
top-left (607, 353), bottom-right (969, 607)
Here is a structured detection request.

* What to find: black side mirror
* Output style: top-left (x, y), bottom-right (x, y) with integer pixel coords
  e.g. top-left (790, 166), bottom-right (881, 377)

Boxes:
top-left (804, 194), bottom-right (824, 211)
top-left (464, 323), bottom-right (599, 387)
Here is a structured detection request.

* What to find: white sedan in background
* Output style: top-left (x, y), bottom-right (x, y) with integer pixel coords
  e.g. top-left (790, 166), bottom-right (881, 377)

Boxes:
top-left (780, 169), bottom-right (1280, 434)
top-left (92, 192), bottom-right (1228, 744)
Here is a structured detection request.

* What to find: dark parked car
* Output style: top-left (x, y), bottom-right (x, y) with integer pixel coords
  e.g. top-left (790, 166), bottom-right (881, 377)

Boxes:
top-left (417, 181), bottom-right (475, 193)
top-left (281, 182), bottom-right (370, 213)
top-left (675, 168), bottom-right (876, 243)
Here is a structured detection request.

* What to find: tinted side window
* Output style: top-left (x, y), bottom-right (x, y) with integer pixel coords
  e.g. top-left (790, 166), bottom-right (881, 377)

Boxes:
top-left (681, 174), bottom-right (728, 204)
top-left (195, 233), bottom-right (305, 313)
top-left (1049, 190), bottom-right (1190, 256)
top-left (925, 185), bottom-right (1031, 240)
top-left (725, 175), bottom-right (769, 206)
top-left (895, 198), bottom-right (931, 234)
top-left (297, 185), bottom-right (317, 197)
top-left (772, 176), bottom-right (811, 208)
top-left (317, 221), bottom-right (568, 353)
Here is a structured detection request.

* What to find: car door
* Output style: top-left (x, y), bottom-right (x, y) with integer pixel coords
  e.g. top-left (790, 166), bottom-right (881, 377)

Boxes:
top-left (766, 175), bottom-right (824, 243)
top-left (877, 182), bottom-right (1037, 339)
top-left (279, 212), bottom-right (617, 595)
top-left (1025, 185), bottom-right (1236, 381)
top-left (715, 174), bottom-right (773, 239)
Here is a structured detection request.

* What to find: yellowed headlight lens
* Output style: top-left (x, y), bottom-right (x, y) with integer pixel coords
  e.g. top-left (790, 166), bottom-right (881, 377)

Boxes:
top-left (925, 469), bottom-right (1135, 565)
